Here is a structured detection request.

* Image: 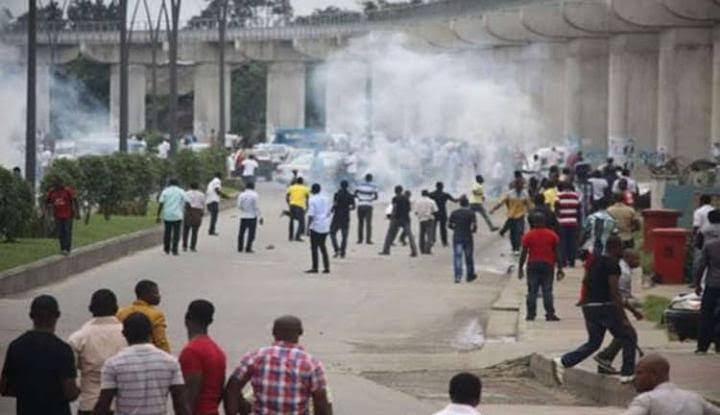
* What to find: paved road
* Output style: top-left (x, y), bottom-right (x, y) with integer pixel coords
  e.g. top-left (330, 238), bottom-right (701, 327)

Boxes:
top-left (0, 182), bottom-right (621, 414)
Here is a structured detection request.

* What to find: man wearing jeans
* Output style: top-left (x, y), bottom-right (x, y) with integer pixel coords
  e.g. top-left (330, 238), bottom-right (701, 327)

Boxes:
top-left (448, 196), bottom-right (477, 283)
top-left (45, 176), bottom-right (80, 255)
top-left (379, 185), bottom-right (418, 257)
top-left (518, 212), bottom-right (563, 321)
top-left (354, 174), bottom-right (379, 244)
top-left (415, 190), bottom-right (438, 255)
top-left (554, 236), bottom-right (637, 384)
top-left (237, 182), bottom-right (262, 253)
top-left (157, 179), bottom-right (188, 256)
top-left (205, 173), bottom-right (227, 236)
top-left (287, 178), bottom-right (310, 242)
top-left (469, 175), bottom-right (498, 232)
top-left (694, 221), bottom-right (720, 355)
top-left (491, 179), bottom-right (533, 255)
top-left (306, 184), bottom-right (331, 274)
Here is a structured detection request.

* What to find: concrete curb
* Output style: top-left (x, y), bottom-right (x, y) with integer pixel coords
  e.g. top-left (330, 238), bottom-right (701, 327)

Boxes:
top-left (0, 198), bottom-right (237, 297)
top-left (486, 274), bottom-right (524, 340)
top-left (529, 354), bottom-right (637, 407)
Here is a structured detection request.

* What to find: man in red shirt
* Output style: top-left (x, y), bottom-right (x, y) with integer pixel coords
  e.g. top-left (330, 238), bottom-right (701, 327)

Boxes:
top-left (179, 300), bottom-right (226, 415)
top-left (519, 211), bottom-right (565, 322)
top-left (45, 176), bottom-right (80, 255)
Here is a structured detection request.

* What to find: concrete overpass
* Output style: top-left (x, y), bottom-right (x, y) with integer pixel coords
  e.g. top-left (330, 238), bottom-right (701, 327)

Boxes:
top-left (2, 0), bottom-right (720, 164)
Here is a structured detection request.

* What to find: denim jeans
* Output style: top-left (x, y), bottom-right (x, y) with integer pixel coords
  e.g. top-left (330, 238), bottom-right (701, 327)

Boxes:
top-left (419, 219), bottom-right (435, 254)
top-left (56, 218), bottom-right (73, 252)
top-left (698, 287), bottom-right (720, 352)
top-left (182, 222), bottom-right (199, 250)
top-left (163, 220), bottom-right (181, 254)
top-left (434, 213), bottom-right (449, 246)
top-left (561, 305), bottom-right (637, 376)
top-left (382, 219), bottom-right (418, 256)
top-left (288, 205), bottom-right (305, 240)
top-left (453, 239), bottom-right (475, 281)
top-left (310, 230), bottom-right (330, 271)
top-left (357, 205), bottom-right (373, 243)
top-left (470, 203), bottom-right (496, 230)
top-left (238, 218), bottom-right (257, 252)
top-left (206, 202), bottom-right (219, 234)
top-left (508, 217), bottom-right (525, 251)
top-left (526, 261), bottom-right (556, 318)
top-left (559, 226), bottom-right (578, 267)
top-left (330, 220), bottom-right (349, 256)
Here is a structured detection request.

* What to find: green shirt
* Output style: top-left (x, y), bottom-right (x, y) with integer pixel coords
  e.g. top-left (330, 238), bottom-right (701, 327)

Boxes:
top-left (159, 186), bottom-right (188, 221)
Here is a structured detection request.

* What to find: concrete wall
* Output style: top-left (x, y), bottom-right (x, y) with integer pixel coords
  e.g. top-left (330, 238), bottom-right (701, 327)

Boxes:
top-left (266, 61), bottom-right (306, 137)
top-left (193, 62), bottom-right (231, 142)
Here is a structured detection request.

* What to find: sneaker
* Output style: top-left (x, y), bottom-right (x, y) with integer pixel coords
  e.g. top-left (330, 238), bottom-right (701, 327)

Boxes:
top-left (594, 355), bottom-right (617, 373)
top-left (410, 253), bottom-right (418, 257)
top-left (305, 269), bottom-right (318, 274)
top-left (466, 274), bottom-right (478, 283)
top-left (546, 315), bottom-right (561, 322)
top-left (552, 357), bottom-right (565, 385)
top-left (322, 269), bottom-right (330, 274)
top-left (245, 249), bottom-right (254, 253)
top-left (597, 366), bottom-right (621, 375)
top-left (525, 316), bottom-right (535, 321)
top-left (454, 279), bottom-right (461, 284)
top-left (333, 252), bottom-right (340, 258)
top-left (620, 375), bottom-right (635, 384)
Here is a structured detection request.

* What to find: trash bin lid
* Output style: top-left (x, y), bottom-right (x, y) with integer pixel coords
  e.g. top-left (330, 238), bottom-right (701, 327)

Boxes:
top-left (652, 228), bottom-right (689, 237)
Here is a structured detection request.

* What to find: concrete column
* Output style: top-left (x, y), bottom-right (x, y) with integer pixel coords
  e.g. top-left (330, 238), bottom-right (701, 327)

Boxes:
top-left (37, 64), bottom-right (51, 137)
top-left (192, 63), bottom-right (231, 142)
top-left (266, 61), bottom-right (306, 138)
top-left (608, 34), bottom-right (659, 166)
top-left (521, 43), bottom-right (566, 145)
top-left (110, 64), bottom-right (146, 135)
top-left (564, 38), bottom-right (609, 160)
top-left (712, 26), bottom-right (720, 144)
top-left (325, 59), bottom-right (368, 135)
top-left (657, 28), bottom-right (712, 159)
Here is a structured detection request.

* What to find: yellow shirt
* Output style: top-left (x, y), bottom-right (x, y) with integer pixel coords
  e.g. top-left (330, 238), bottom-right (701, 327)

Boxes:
top-left (543, 187), bottom-right (559, 212)
top-left (470, 182), bottom-right (485, 205)
top-left (287, 184), bottom-right (310, 209)
top-left (497, 190), bottom-right (533, 219)
top-left (117, 300), bottom-right (171, 353)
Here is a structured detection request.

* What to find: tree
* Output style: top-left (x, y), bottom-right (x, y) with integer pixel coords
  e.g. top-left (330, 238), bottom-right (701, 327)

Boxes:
top-left (0, 167), bottom-right (34, 242)
top-left (231, 62), bottom-right (267, 145)
top-left (13, 1), bottom-right (64, 26)
top-left (189, 0), bottom-right (293, 28)
top-left (66, 0), bottom-right (119, 24)
top-left (294, 6), bottom-right (363, 25)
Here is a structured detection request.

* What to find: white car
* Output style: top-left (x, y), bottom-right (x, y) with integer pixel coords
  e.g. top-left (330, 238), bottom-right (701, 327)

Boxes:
top-left (275, 151), bottom-right (345, 184)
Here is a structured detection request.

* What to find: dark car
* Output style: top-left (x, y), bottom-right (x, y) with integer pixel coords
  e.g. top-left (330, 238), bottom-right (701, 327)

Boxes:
top-left (664, 292), bottom-right (701, 341)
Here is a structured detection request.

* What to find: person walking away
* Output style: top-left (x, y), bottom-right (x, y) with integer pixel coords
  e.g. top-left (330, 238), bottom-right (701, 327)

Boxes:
top-left (693, 221), bottom-right (720, 354)
top-left (240, 154), bottom-right (259, 187)
top-left (117, 279), bottom-right (171, 353)
top-left (45, 176), bottom-right (80, 255)
top-left (94, 313), bottom-right (190, 415)
top-left (330, 180), bottom-right (355, 258)
top-left (448, 196), bottom-right (478, 283)
top-left (157, 178), bottom-right (188, 256)
top-left (433, 373), bottom-right (483, 415)
top-left (491, 179), bottom-right (533, 255)
top-left (614, 178), bottom-right (636, 206)
top-left (205, 173), bottom-right (228, 236)
top-left (237, 182), bottom-right (262, 253)
top-left (183, 182), bottom-right (205, 252)
top-left (306, 183), bottom-right (332, 273)
top-left (398, 190), bottom-right (413, 246)
top-left (430, 182), bottom-right (458, 247)
top-left (0, 295), bottom-right (80, 414)
top-left (588, 170), bottom-right (609, 212)
top-left (469, 175), bottom-right (498, 231)
top-left (354, 173), bottom-right (379, 244)
top-left (623, 354), bottom-right (720, 415)
top-left (595, 249), bottom-right (644, 374)
top-left (556, 181), bottom-right (581, 268)
top-left (224, 316), bottom-right (331, 415)
top-left (608, 193), bottom-right (641, 249)
top-left (68, 290), bottom-right (126, 415)
top-left (415, 190), bottom-right (439, 254)
top-left (542, 180), bottom-right (559, 212)
top-left (287, 177), bottom-right (310, 242)
top-left (554, 236), bottom-right (638, 384)
top-left (380, 185), bottom-right (418, 257)
top-left (179, 300), bottom-right (226, 415)
top-left (518, 212), bottom-right (564, 321)
top-left (531, 193), bottom-right (560, 235)
top-left (693, 195), bottom-right (714, 277)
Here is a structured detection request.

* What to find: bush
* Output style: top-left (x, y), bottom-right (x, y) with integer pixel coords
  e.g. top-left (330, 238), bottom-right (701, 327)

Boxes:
top-left (198, 147), bottom-right (228, 184)
top-left (40, 157), bottom-right (83, 197)
top-left (77, 155), bottom-right (112, 223)
top-left (174, 149), bottom-right (203, 188)
top-left (0, 167), bottom-right (34, 242)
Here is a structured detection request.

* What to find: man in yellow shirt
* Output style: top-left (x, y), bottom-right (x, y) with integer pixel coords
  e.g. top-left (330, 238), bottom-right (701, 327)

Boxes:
top-left (469, 175), bottom-right (499, 232)
top-left (491, 179), bottom-right (533, 255)
top-left (542, 180), bottom-right (559, 212)
top-left (286, 177), bottom-right (311, 242)
top-left (117, 280), bottom-right (171, 353)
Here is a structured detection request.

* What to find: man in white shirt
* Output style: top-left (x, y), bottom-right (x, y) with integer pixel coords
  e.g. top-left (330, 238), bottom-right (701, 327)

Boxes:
top-left (612, 168), bottom-right (639, 194)
top-left (68, 289), bottom-right (126, 415)
top-left (182, 182), bottom-right (206, 252)
top-left (693, 195), bottom-right (715, 277)
top-left (415, 190), bottom-right (439, 254)
top-left (624, 354), bottom-right (720, 415)
top-left (587, 170), bottom-right (609, 210)
top-left (306, 183), bottom-right (331, 274)
top-left (237, 182), bottom-right (262, 253)
top-left (205, 173), bottom-right (228, 236)
top-left (433, 372), bottom-right (482, 415)
top-left (241, 154), bottom-right (260, 187)
top-left (157, 139), bottom-right (170, 159)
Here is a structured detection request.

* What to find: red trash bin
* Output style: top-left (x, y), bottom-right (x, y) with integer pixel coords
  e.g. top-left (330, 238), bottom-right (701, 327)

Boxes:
top-left (652, 228), bottom-right (688, 284)
top-left (641, 209), bottom-right (681, 253)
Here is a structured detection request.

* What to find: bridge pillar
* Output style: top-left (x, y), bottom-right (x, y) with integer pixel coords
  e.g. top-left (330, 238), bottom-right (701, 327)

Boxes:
top-left (657, 28), bottom-right (712, 160)
top-left (110, 64), bottom-right (146, 135)
top-left (608, 34), bottom-right (659, 165)
top-left (712, 26), bottom-right (720, 145)
top-left (37, 64), bottom-right (51, 139)
top-left (192, 63), bottom-right (231, 142)
top-left (520, 43), bottom-right (566, 145)
top-left (564, 38), bottom-right (609, 159)
top-left (266, 61), bottom-right (306, 137)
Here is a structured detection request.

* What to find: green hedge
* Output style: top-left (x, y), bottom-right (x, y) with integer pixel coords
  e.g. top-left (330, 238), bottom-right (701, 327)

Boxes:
top-left (0, 167), bottom-right (34, 242)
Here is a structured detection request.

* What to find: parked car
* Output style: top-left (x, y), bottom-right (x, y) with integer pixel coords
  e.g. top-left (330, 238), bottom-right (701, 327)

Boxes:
top-left (275, 151), bottom-right (345, 184)
top-left (664, 292), bottom-right (701, 341)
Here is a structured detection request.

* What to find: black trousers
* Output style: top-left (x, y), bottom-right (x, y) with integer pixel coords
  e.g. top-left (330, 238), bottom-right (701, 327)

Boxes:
top-left (56, 218), bottom-right (73, 252)
top-left (698, 287), bottom-right (720, 352)
top-left (207, 202), bottom-right (219, 234)
top-left (289, 205), bottom-right (306, 240)
top-left (182, 222), bottom-right (199, 250)
top-left (163, 220), bottom-right (181, 254)
top-left (331, 220), bottom-right (349, 256)
top-left (434, 213), bottom-right (448, 246)
top-left (357, 205), bottom-right (373, 243)
top-left (419, 219), bottom-right (435, 254)
top-left (526, 262), bottom-right (556, 319)
top-left (238, 218), bottom-right (257, 252)
top-left (382, 219), bottom-right (418, 256)
top-left (310, 230), bottom-right (330, 271)
top-left (597, 314), bottom-right (638, 364)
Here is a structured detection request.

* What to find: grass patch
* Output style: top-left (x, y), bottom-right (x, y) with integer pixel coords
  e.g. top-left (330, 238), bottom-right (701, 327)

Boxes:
top-left (0, 202), bottom-right (159, 273)
top-left (642, 295), bottom-right (672, 326)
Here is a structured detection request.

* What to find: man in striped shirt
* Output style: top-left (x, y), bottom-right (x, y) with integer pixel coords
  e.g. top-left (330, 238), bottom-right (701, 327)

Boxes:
top-left (354, 174), bottom-right (379, 244)
top-left (556, 182), bottom-right (581, 268)
top-left (94, 312), bottom-right (190, 415)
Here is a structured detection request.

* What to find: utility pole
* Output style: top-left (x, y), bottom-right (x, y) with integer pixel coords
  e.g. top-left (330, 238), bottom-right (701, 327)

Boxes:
top-left (119, 0), bottom-right (129, 152)
top-left (168, 0), bottom-right (181, 156)
top-left (26, 0), bottom-right (37, 189)
top-left (217, 0), bottom-right (229, 148)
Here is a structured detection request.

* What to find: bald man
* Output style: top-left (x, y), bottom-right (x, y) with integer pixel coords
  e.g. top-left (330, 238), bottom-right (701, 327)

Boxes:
top-left (624, 354), bottom-right (720, 415)
top-left (224, 316), bottom-right (330, 415)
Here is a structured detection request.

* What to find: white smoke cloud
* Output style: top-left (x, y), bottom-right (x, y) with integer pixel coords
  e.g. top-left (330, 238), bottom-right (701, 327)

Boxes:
top-left (0, 43), bottom-right (25, 170)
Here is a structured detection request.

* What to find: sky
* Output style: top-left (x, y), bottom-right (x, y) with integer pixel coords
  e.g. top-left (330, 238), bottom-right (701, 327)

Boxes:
top-left (3, 0), bottom-right (363, 21)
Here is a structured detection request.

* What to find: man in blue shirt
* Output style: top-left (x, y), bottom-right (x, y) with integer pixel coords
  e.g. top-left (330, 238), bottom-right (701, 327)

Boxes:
top-left (157, 178), bottom-right (188, 256)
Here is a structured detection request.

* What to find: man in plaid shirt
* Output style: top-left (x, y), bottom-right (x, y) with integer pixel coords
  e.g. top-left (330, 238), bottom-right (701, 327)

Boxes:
top-left (224, 315), bottom-right (330, 415)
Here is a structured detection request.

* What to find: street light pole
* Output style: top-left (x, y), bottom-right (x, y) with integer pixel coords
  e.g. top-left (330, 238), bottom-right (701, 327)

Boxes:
top-left (26, 0), bottom-right (37, 189)
top-left (119, 0), bottom-right (129, 152)
top-left (217, 0), bottom-right (229, 148)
